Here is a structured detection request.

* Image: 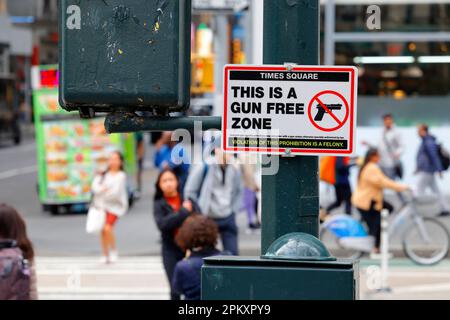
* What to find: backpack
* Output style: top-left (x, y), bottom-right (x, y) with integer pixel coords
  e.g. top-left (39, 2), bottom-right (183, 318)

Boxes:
top-left (0, 240), bottom-right (31, 300)
top-left (438, 144), bottom-right (450, 171)
top-left (196, 164), bottom-right (209, 199)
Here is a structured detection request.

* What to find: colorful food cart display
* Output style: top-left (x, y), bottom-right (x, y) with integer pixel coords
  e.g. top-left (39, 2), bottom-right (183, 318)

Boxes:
top-left (32, 65), bottom-right (137, 213)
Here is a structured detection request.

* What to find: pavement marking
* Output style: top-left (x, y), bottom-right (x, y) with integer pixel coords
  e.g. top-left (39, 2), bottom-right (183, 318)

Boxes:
top-left (35, 256), bottom-right (171, 300)
top-left (388, 272), bottom-right (450, 278)
top-left (37, 270), bottom-right (166, 275)
top-left (394, 282), bottom-right (450, 294)
top-left (39, 287), bottom-right (169, 294)
top-left (36, 257), bottom-right (164, 262)
top-left (0, 142), bottom-right (35, 155)
top-left (0, 165), bottom-right (37, 180)
top-left (360, 259), bottom-right (450, 268)
top-left (38, 293), bottom-right (169, 300)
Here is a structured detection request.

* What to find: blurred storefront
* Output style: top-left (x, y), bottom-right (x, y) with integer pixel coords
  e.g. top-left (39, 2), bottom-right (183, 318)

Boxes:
top-left (1, 0), bottom-right (52, 127)
top-left (321, 0), bottom-right (450, 126)
top-left (0, 9), bottom-right (32, 142)
top-left (190, 0), bottom-right (252, 115)
top-left (3, 0), bottom-right (449, 126)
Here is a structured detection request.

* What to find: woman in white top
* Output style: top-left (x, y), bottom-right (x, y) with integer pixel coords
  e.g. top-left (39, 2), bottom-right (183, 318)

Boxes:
top-left (91, 151), bottom-right (128, 264)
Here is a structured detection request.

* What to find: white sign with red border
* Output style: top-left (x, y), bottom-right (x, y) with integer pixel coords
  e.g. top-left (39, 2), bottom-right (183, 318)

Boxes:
top-left (222, 65), bottom-right (358, 156)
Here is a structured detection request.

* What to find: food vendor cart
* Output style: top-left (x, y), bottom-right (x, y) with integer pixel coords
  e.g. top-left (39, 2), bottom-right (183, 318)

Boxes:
top-left (32, 65), bottom-right (137, 215)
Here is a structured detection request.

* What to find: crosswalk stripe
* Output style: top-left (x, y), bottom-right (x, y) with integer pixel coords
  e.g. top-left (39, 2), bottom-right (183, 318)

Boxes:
top-left (0, 165), bottom-right (37, 180)
top-left (35, 256), bottom-right (171, 300)
top-left (394, 282), bottom-right (450, 294)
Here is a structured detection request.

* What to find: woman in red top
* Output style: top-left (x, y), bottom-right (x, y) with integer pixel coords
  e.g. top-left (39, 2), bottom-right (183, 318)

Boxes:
top-left (153, 169), bottom-right (199, 300)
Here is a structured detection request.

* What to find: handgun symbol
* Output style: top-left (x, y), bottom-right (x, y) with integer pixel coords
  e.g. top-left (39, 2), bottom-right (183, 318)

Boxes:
top-left (314, 104), bottom-right (342, 122)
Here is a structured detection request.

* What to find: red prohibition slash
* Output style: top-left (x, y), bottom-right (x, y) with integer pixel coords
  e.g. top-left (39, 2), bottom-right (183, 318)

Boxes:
top-left (308, 90), bottom-right (350, 132)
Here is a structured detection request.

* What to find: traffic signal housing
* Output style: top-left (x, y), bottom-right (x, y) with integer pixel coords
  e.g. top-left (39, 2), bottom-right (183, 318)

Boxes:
top-left (59, 0), bottom-right (191, 117)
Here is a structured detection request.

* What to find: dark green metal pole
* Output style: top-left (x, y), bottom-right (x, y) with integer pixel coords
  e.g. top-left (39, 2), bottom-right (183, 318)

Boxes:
top-left (261, 0), bottom-right (321, 253)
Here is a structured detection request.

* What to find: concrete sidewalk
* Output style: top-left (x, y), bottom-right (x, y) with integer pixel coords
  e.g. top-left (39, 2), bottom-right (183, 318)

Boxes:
top-left (35, 256), bottom-right (450, 300)
top-left (360, 259), bottom-right (450, 300)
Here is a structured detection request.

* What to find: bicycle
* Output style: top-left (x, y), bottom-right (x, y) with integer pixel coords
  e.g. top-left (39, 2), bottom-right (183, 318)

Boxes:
top-left (320, 191), bottom-right (450, 265)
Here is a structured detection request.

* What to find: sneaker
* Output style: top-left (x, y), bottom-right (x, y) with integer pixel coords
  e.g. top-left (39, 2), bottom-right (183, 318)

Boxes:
top-left (439, 211), bottom-right (450, 218)
top-left (109, 250), bottom-right (119, 263)
top-left (99, 256), bottom-right (110, 264)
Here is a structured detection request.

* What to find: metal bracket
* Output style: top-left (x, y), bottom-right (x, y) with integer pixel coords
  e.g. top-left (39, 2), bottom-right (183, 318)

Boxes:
top-left (284, 62), bottom-right (298, 71)
top-left (281, 63), bottom-right (299, 158)
top-left (79, 107), bottom-right (95, 119)
top-left (104, 112), bottom-right (222, 134)
top-left (282, 148), bottom-right (296, 158)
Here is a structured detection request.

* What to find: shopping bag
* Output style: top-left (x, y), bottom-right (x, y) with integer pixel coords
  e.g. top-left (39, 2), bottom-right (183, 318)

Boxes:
top-left (86, 206), bottom-right (106, 234)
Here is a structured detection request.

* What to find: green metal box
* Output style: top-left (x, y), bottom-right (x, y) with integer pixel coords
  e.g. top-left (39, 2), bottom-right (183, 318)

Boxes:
top-left (202, 257), bottom-right (359, 300)
top-left (59, 0), bottom-right (191, 114)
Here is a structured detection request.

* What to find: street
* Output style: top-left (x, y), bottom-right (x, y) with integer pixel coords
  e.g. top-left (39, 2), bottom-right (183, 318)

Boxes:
top-left (1, 0), bottom-right (450, 305)
top-left (34, 257), bottom-right (450, 300)
top-left (2, 138), bottom-right (450, 300)
top-left (0, 138), bottom-right (260, 257)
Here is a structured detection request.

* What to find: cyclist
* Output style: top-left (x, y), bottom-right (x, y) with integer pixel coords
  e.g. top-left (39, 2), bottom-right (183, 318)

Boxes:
top-left (352, 148), bottom-right (409, 254)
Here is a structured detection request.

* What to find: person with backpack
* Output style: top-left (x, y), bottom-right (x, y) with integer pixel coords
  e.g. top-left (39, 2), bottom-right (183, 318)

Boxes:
top-left (153, 168), bottom-right (199, 300)
top-left (184, 137), bottom-right (243, 256)
top-left (154, 131), bottom-right (190, 192)
top-left (91, 151), bottom-right (129, 264)
top-left (172, 214), bottom-right (224, 300)
top-left (0, 204), bottom-right (37, 300)
top-left (416, 124), bottom-right (450, 217)
top-left (238, 153), bottom-right (261, 232)
top-left (363, 114), bottom-right (406, 205)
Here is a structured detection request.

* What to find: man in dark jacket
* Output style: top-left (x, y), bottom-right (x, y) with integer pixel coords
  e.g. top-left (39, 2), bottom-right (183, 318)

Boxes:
top-left (324, 157), bottom-right (353, 216)
top-left (416, 124), bottom-right (449, 217)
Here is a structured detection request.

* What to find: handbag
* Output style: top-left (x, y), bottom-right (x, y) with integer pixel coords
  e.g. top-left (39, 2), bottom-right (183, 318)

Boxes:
top-left (85, 206), bottom-right (106, 234)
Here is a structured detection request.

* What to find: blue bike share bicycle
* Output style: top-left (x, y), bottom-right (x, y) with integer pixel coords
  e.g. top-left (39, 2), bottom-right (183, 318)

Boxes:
top-left (320, 191), bottom-right (450, 265)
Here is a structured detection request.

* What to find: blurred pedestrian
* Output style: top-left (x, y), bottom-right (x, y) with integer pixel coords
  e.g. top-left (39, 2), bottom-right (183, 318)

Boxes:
top-left (153, 169), bottom-right (199, 300)
top-left (0, 204), bottom-right (37, 300)
top-left (320, 157), bottom-right (354, 220)
top-left (352, 148), bottom-right (409, 254)
top-left (416, 124), bottom-right (450, 217)
top-left (172, 214), bottom-right (223, 300)
top-left (91, 151), bottom-right (128, 264)
top-left (184, 139), bottom-right (243, 256)
top-left (135, 131), bottom-right (145, 198)
top-left (239, 153), bottom-right (261, 232)
top-left (363, 114), bottom-right (405, 204)
top-left (154, 132), bottom-right (190, 192)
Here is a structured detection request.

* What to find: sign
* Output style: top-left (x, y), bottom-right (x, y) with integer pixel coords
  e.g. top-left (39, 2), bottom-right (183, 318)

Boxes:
top-left (222, 65), bottom-right (358, 156)
top-left (32, 65), bottom-right (59, 90)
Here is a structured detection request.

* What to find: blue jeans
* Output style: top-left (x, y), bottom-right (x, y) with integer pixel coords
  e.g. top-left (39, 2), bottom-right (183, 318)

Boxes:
top-left (213, 214), bottom-right (239, 256)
